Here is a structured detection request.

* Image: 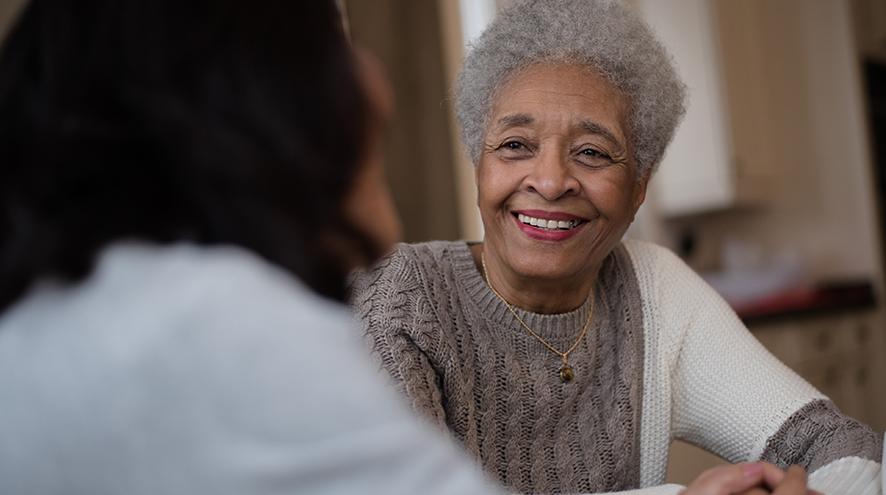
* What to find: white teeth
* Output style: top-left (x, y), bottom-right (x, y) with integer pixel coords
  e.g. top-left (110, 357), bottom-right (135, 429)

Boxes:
top-left (517, 214), bottom-right (581, 230)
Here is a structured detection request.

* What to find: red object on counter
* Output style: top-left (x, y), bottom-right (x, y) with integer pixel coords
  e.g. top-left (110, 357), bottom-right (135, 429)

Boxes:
top-left (734, 280), bottom-right (876, 325)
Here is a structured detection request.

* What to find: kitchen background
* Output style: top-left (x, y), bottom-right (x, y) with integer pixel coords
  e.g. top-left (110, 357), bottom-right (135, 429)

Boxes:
top-left (2, 0), bottom-right (884, 487)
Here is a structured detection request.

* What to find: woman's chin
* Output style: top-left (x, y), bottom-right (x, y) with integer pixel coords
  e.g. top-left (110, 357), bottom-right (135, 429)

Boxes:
top-left (502, 254), bottom-right (589, 283)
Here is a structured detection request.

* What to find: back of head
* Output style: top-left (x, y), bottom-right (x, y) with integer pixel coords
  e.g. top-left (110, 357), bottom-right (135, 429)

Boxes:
top-left (455, 0), bottom-right (686, 177)
top-left (0, 0), bottom-right (373, 307)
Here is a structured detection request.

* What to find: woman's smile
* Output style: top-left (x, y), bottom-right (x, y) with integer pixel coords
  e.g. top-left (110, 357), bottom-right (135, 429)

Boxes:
top-left (512, 209), bottom-right (588, 241)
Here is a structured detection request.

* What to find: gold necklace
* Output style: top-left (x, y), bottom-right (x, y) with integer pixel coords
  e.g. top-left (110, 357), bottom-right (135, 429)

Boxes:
top-left (481, 254), bottom-right (594, 383)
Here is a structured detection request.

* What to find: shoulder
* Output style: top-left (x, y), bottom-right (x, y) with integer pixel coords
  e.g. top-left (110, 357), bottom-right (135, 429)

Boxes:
top-left (618, 238), bottom-right (742, 358)
top-left (101, 242), bottom-right (352, 329)
top-left (621, 238), bottom-right (687, 273)
top-left (349, 240), bottom-right (467, 306)
top-left (0, 241), bottom-right (386, 427)
top-left (620, 238), bottom-right (711, 298)
top-left (16, 242), bottom-right (360, 370)
top-left (620, 238), bottom-right (738, 322)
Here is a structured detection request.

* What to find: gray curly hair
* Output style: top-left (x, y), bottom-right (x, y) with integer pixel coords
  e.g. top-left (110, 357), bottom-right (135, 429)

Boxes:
top-left (455, 0), bottom-right (687, 177)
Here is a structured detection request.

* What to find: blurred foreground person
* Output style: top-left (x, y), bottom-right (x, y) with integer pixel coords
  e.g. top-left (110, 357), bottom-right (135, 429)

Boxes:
top-left (0, 1), bottom-right (506, 493)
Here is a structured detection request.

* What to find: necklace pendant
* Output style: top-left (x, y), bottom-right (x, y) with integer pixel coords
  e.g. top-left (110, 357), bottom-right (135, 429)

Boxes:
top-left (559, 364), bottom-right (574, 383)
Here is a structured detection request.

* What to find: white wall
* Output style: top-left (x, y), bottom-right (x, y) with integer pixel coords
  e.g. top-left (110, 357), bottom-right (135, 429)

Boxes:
top-left (637, 0), bottom-right (884, 288)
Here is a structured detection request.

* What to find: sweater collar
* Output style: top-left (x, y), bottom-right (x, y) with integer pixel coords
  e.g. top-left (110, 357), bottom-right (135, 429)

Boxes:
top-left (450, 242), bottom-right (600, 344)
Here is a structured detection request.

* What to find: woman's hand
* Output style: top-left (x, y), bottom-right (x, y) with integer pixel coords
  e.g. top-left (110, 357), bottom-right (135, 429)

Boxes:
top-left (680, 462), bottom-right (821, 495)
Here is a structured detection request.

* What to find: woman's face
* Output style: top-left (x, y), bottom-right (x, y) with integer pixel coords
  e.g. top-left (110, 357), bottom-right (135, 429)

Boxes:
top-left (477, 63), bottom-right (648, 284)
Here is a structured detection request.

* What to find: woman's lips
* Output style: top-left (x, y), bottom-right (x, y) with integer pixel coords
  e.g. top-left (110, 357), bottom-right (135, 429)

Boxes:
top-left (511, 210), bottom-right (587, 241)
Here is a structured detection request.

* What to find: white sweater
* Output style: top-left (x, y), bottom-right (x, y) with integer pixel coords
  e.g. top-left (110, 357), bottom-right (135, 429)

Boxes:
top-left (0, 243), bottom-right (501, 495)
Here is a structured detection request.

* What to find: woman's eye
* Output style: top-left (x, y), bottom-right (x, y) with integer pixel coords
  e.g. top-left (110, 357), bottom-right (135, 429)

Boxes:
top-left (580, 148), bottom-right (611, 160)
top-left (502, 141), bottom-right (526, 151)
top-left (576, 147), bottom-right (613, 165)
top-left (495, 140), bottom-right (533, 158)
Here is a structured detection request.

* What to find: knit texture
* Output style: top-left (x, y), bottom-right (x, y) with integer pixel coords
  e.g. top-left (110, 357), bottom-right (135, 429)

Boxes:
top-left (351, 240), bottom-right (883, 494)
top-left (808, 456), bottom-right (882, 495)
top-left (760, 399), bottom-right (882, 472)
top-left (351, 241), bottom-right (645, 493)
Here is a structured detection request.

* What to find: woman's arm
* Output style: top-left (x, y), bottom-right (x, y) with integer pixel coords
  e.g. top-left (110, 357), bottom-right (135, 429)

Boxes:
top-left (349, 248), bottom-right (449, 428)
top-left (628, 241), bottom-right (882, 494)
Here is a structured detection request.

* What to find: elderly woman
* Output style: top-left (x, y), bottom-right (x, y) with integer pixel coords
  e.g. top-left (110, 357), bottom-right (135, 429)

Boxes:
top-left (350, 1), bottom-right (883, 494)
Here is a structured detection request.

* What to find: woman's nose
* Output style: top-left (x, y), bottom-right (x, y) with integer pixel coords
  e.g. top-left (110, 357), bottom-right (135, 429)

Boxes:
top-left (524, 149), bottom-right (580, 200)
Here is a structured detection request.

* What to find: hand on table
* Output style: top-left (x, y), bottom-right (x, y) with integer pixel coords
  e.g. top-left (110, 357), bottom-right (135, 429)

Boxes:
top-left (679, 462), bottom-right (822, 495)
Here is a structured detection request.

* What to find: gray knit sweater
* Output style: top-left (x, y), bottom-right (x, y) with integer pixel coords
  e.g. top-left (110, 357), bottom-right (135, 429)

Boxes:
top-left (350, 240), bottom-right (883, 494)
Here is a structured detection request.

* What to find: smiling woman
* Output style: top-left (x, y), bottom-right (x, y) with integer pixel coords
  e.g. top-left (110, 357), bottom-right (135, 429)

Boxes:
top-left (349, 0), bottom-right (883, 494)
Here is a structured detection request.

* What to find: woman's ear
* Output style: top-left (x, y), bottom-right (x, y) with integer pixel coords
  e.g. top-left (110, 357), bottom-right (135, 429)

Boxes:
top-left (474, 161), bottom-right (482, 204)
top-left (632, 173), bottom-right (649, 212)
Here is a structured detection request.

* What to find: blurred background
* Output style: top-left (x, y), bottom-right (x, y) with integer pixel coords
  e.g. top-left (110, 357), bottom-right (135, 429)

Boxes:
top-left (2, 0), bottom-right (885, 487)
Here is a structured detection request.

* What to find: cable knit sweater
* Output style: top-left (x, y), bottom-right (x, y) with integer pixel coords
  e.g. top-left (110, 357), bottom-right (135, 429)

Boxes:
top-left (350, 239), bottom-right (883, 495)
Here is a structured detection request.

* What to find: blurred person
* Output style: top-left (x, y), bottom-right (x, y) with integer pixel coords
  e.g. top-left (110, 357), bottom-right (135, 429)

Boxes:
top-left (350, 0), bottom-right (883, 494)
top-left (0, 0), bottom-right (508, 493)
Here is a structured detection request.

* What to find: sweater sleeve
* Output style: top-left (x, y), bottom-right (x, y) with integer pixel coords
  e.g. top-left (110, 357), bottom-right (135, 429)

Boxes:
top-left (627, 241), bottom-right (882, 494)
top-left (350, 247), bottom-right (448, 428)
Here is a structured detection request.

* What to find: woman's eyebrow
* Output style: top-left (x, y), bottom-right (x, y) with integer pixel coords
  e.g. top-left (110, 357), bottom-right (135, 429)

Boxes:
top-left (579, 119), bottom-right (624, 150)
top-left (493, 113), bottom-right (535, 132)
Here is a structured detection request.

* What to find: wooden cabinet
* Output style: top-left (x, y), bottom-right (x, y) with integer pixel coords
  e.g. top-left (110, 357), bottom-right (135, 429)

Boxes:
top-left (667, 309), bottom-right (886, 486)
top-left (634, 0), bottom-right (873, 224)
top-left (633, 0), bottom-right (785, 217)
top-left (633, 0), bottom-right (738, 217)
top-left (753, 310), bottom-right (886, 430)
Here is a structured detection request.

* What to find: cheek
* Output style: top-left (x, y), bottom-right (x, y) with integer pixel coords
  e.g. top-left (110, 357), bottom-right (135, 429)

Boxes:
top-left (476, 160), bottom-right (521, 210)
top-left (475, 164), bottom-right (494, 213)
top-left (584, 174), bottom-right (639, 218)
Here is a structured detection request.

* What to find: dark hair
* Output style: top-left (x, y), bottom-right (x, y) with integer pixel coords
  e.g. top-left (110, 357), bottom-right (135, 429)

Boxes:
top-left (0, 0), bottom-right (377, 307)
